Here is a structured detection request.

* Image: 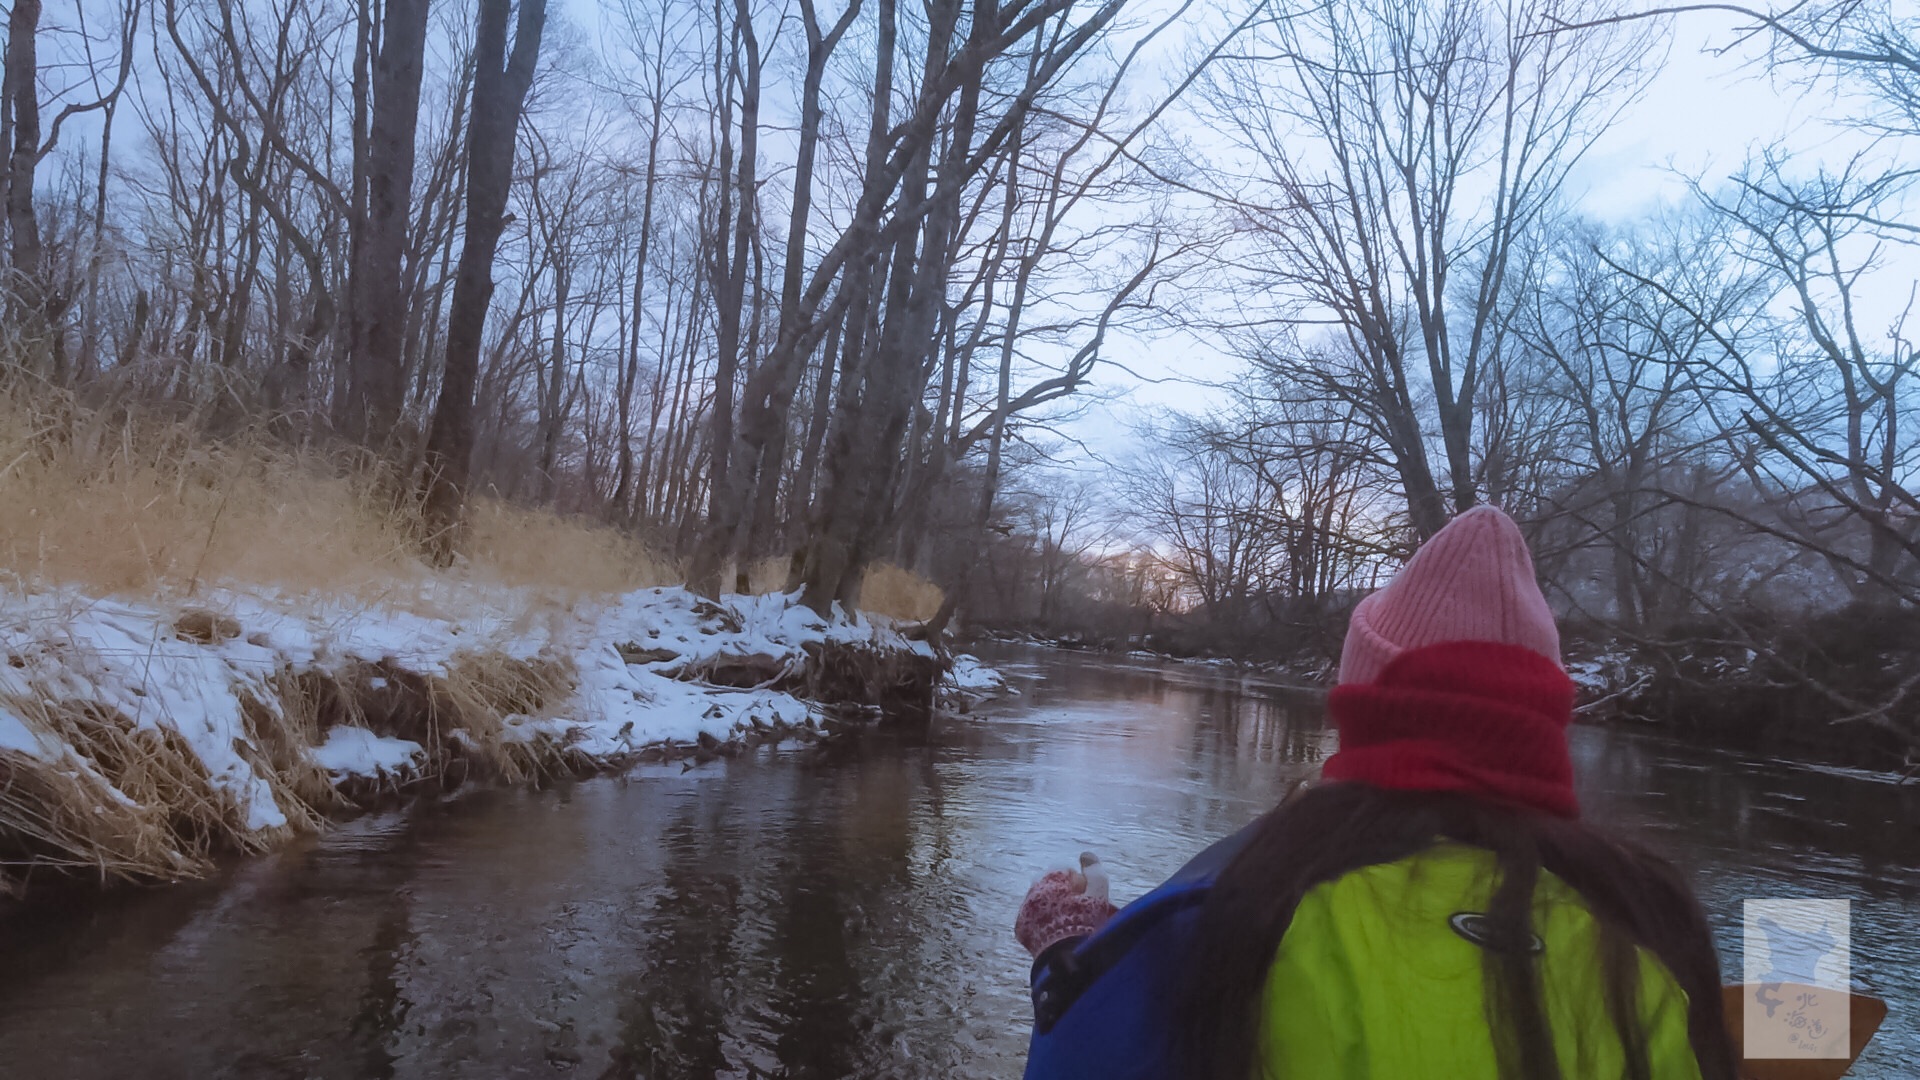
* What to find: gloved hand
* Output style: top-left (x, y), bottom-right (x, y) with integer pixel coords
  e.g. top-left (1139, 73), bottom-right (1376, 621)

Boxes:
top-left (1015, 852), bottom-right (1118, 957)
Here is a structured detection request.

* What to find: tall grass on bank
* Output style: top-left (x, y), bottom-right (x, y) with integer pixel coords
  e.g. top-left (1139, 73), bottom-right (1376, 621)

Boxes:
top-left (0, 389), bottom-right (946, 893)
top-left (0, 390), bottom-right (674, 597)
top-left (0, 649), bottom-right (585, 891)
top-left (0, 390), bottom-right (941, 613)
top-left (0, 391), bottom-right (662, 890)
top-left (0, 690), bottom-right (304, 888)
top-left (741, 557), bottom-right (943, 621)
top-left (859, 562), bottom-right (943, 622)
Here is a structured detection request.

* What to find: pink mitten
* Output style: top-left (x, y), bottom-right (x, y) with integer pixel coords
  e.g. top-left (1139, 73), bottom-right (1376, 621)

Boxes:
top-left (1015, 855), bottom-right (1119, 957)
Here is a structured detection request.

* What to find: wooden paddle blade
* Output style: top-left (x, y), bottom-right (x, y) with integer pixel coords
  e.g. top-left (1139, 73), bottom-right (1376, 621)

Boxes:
top-left (1721, 984), bottom-right (1889, 1080)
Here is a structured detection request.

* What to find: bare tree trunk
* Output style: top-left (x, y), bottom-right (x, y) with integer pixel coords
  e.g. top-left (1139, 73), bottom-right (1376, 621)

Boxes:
top-left (792, 0), bottom-right (900, 611)
top-left (5, 0), bottom-right (47, 369)
top-left (419, 0), bottom-right (546, 558)
top-left (537, 261), bottom-right (570, 501)
top-left (344, 0), bottom-right (432, 451)
top-left (729, 0), bottom-right (861, 568)
top-left (334, 0), bottom-right (375, 431)
top-left (612, 22), bottom-right (670, 520)
top-left (794, 0), bottom-right (1131, 613)
top-left (928, 111), bottom-right (1027, 635)
top-left (78, 2), bottom-right (137, 381)
top-left (636, 258), bottom-right (682, 522)
top-left (687, 0), bottom-right (761, 597)
top-left (613, 241), bottom-right (645, 517)
top-left (786, 308), bottom-right (842, 540)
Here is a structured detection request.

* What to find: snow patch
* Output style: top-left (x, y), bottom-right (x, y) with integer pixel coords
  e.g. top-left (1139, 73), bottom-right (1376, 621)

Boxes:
top-left (311, 727), bottom-right (424, 780)
top-left (946, 654), bottom-right (1006, 693)
top-left (1566, 651), bottom-right (1639, 694)
top-left (0, 708), bottom-right (45, 757)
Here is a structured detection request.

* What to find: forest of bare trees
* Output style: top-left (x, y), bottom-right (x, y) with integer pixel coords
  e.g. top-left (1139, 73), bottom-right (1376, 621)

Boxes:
top-left (1021, 0), bottom-right (1918, 757)
top-left (1, 0), bottom-right (1916, 752)
top-left (0, 0), bottom-right (1194, 616)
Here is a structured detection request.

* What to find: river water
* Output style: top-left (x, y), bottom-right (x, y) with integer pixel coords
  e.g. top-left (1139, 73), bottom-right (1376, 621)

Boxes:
top-left (1, 649), bottom-right (1914, 1079)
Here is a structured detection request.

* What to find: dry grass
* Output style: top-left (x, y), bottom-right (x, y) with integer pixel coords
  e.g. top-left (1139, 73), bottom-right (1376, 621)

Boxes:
top-left (0, 688), bottom-right (313, 888)
top-left (0, 388), bottom-right (673, 598)
top-left (733, 555), bottom-right (786, 594)
top-left (0, 387), bottom-right (945, 891)
top-left (0, 743), bottom-right (202, 886)
top-left (737, 555), bottom-right (941, 621)
top-left (0, 394), bottom-right (413, 594)
top-left (858, 563), bottom-right (943, 622)
top-left (439, 653), bottom-right (576, 781)
top-left (464, 501), bottom-right (673, 593)
top-left (0, 649), bottom-right (592, 890)
top-left (0, 382), bottom-right (939, 617)
top-left (730, 554), bottom-right (941, 621)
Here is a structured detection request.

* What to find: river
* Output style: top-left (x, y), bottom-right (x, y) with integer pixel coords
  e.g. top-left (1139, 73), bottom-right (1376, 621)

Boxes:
top-left (1, 648), bottom-right (1914, 1079)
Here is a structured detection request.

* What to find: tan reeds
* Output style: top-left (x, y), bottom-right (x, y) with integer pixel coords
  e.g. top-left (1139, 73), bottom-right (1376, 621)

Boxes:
top-left (242, 678), bottom-right (345, 820)
top-left (0, 648), bottom-right (594, 891)
top-left (0, 689), bottom-right (298, 888)
top-left (439, 653), bottom-right (577, 782)
top-left (463, 502), bottom-right (675, 594)
top-left (741, 555), bottom-right (792, 594)
top-left (0, 744), bottom-right (195, 887)
top-left (0, 387), bottom-right (674, 599)
top-left (0, 390), bottom-right (414, 595)
top-left (737, 556), bottom-right (943, 622)
top-left (858, 563), bottom-right (944, 622)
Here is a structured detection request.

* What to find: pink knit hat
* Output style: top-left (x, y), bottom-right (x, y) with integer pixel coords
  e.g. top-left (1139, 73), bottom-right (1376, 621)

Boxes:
top-left (1338, 506), bottom-right (1561, 686)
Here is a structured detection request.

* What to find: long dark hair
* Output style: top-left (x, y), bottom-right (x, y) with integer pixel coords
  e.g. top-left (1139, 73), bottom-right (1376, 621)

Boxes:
top-left (1177, 782), bottom-right (1738, 1080)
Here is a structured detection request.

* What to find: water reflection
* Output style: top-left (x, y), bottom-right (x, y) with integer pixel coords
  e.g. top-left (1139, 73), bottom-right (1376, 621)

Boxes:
top-left (0, 649), bottom-right (1912, 1078)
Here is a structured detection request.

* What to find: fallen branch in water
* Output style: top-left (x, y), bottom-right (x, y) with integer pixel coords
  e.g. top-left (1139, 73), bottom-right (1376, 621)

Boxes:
top-left (1574, 674), bottom-right (1654, 717)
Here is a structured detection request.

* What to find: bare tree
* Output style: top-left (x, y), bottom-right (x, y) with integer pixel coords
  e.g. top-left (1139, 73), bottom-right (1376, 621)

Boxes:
top-left (1195, 0), bottom-right (1656, 537)
top-left (419, 0), bottom-right (546, 556)
top-left (723, 0), bottom-right (860, 572)
top-left (1601, 160), bottom-right (1920, 599)
top-left (684, 0), bottom-right (763, 597)
top-left (1511, 212), bottom-right (1764, 627)
top-left (341, 0), bottom-right (433, 449)
top-left (3, 0), bottom-right (138, 379)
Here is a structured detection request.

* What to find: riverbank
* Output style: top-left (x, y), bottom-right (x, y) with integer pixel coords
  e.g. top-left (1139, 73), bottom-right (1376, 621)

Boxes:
top-left (967, 630), bottom-right (1333, 684)
top-left (0, 582), bottom-right (976, 896)
top-left (969, 627), bottom-right (1918, 775)
top-left (1563, 636), bottom-right (1919, 775)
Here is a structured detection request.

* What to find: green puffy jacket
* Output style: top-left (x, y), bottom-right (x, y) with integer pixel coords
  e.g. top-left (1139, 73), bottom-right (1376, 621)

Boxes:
top-left (1259, 843), bottom-right (1704, 1080)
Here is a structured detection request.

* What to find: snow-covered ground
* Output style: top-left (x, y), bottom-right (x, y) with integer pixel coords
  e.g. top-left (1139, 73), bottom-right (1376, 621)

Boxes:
top-left (1565, 650), bottom-right (1641, 697)
top-left (311, 725), bottom-right (425, 782)
top-left (0, 583), bottom-right (981, 862)
top-left (946, 653), bottom-right (1010, 695)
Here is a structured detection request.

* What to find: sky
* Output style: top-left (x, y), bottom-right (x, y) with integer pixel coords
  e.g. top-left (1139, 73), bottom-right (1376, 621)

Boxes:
top-left (1065, 6), bottom-right (1920, 469)
top-left (28, 0), bottom-right (1908, 486)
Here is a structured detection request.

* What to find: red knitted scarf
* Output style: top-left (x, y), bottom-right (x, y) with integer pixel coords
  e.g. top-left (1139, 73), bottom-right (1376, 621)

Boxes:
top-left (1323, 640), bottom-right (1580, 819)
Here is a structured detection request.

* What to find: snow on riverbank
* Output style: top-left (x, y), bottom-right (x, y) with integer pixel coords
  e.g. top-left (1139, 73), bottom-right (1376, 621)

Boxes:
top-left (1565, 651), bottom-right (1641, 698)
top-left (0, 582), bottom-right (971, 887)
top-left (310, 726), bottom-right (424, 782)
top-left (946, 654), bottom-right (1009, 694)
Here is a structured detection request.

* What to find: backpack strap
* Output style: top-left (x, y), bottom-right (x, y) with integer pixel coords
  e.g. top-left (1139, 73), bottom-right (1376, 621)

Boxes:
top-left (1028, 820), bottom-right (1263, 1034)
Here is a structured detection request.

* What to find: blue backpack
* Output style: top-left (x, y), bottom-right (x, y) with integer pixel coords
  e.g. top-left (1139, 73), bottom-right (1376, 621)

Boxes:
top-left (1022, 824), bottom-right (1256, 1080)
